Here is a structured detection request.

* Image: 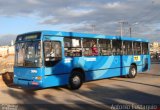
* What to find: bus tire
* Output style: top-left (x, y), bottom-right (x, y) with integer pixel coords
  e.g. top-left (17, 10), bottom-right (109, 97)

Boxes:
top-left (127, 65), bottom-right (137, 78)
top-left (68, 71), bottom-right (83, 90)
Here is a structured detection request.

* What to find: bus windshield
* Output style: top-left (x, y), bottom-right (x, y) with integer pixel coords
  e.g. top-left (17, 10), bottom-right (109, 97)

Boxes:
top-left (15, 41), bottom-right (42, 67)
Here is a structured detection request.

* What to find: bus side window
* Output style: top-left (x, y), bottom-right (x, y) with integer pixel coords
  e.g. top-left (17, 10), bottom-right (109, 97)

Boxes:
top-left (44, 41), bottom-right (62, 67)
top-left (64, 37), bottom-right (82, 57)
top-left (123, 41), bottom-right (133, 55)
top-left (99, 39), bottom-right (111, 56)
top-left (112, 40), bottom-right (122, 55)
top-left (83, 38), bottom-right (98, 56)
top-left (142, 42), bottom-right (148, 55)
top-left (133, 42), bottom-right (141, 55)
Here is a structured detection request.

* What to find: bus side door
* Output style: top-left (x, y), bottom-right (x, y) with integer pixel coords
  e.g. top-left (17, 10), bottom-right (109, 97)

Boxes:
top-left (43, 36), bottom-right (66, 76)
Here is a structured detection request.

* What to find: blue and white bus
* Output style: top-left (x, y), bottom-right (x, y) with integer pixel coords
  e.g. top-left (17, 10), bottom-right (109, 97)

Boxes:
top-left (14, 31), bottom-right (150, 89)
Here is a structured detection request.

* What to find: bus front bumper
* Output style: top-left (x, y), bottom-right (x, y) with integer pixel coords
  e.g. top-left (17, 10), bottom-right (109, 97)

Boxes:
top-left (13, 77), bottom-right (42, 88)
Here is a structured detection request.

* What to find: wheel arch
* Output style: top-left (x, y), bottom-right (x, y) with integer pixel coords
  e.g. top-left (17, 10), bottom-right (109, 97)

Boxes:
top-left (71, 68), bottom-right (85, 81)
top-left (130, 63), bottom-right (137, 70)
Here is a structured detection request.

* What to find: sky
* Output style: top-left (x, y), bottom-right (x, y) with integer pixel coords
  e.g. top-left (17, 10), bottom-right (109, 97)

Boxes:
top-left (0, 0), bottom-right (160, 45)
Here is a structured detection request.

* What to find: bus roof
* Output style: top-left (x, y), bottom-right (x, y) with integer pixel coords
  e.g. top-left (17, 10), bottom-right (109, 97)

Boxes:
top-left (120, 35), bottom-right (149, 42)
top-left (18, 30), bottom-right (149, 42)
top-left (41, 30), bottom-right (118, 40)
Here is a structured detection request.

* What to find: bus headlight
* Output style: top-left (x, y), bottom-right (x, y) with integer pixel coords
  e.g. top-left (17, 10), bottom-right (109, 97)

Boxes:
top-left (35, 76), bottom-right (42, 80)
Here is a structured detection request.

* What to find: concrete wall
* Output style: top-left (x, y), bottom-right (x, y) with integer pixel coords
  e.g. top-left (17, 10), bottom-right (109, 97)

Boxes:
top-left (0, 46), bottom-right (15, 57)
top-left (0, 46), bottom-right (15, 74)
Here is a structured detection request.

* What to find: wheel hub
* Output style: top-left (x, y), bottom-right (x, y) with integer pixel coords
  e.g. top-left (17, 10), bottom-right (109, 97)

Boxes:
top-left (131, 68), bottom-right (136, 76)
top-left (72, 76), bottom-right (80, 85)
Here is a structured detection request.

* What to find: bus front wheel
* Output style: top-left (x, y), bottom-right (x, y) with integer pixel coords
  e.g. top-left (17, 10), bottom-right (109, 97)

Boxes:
top-left (68, 71), bottom-right (83, 90)
top-left (127, 65), bottom-right (137, 78)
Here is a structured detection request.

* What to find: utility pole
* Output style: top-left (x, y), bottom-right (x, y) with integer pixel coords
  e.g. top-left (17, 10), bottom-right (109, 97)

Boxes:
top-left (129, 26), bottom-right (132, 37)
top-left (129, 22), bottom-right (138, 37)
top-left (91, 24), bottom-right (95, 33)
top-left (118, 21), bottom-right (128, 37)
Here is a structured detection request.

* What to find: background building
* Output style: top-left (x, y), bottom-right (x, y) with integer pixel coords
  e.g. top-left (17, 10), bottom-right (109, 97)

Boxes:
top-left (150, 42), bottom-right (160, 54)
top-left (0, 45), bottom-right (15, 74)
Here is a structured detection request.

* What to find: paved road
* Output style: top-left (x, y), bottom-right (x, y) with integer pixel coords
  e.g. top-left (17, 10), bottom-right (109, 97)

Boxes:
top-left (0, 63), bottom-right (160, 110)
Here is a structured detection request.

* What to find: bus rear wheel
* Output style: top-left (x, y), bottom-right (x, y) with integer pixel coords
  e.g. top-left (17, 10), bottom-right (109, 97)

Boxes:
top-left (68, 71), bottom-right (83, 90)
top-left (127, 65), bottom-right (137, 78)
